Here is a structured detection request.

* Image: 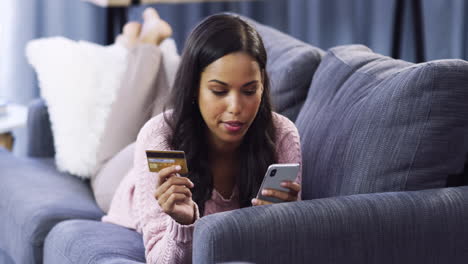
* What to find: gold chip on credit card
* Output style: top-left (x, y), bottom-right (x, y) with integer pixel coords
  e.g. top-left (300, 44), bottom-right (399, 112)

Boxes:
top-left (145, 150), bottom-right (189, 174)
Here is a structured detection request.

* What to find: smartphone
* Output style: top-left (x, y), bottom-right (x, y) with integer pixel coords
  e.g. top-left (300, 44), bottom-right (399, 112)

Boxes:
top-left (145, 150), bottom-right (189, 174)
top-left (256, 163), bottom-right (300, 203)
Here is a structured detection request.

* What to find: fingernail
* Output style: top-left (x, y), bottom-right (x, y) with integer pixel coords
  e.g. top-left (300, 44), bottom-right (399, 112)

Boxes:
top-left (280, 182), bottom-right (287, 187)
top-left (175, 165), bottom-right (181, 171)
top-left (251, 198), bottom-right (256, 205)
top-left (262, 190), bottom-right (269, 196)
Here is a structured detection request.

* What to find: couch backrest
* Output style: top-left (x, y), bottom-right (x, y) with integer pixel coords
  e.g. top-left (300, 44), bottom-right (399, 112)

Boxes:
top-left (27, 98), bottom-right (55, 158)
top-left (246, 17), bottom-right (324, 121)
top-left (296, 45), bottom-right (468, 200)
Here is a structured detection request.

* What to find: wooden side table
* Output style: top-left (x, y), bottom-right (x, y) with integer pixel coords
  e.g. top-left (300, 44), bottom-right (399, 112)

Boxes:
top-left (0, 104), bottom-right (28, 151)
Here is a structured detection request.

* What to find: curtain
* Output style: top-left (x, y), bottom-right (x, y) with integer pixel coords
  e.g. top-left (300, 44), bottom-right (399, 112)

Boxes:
top-left (129, 0), bottom-right (467, 62)
top-left (421, 0), bottom-right (468, 60)
top-left (0, 0), bottom-right (107, 104)
top-left (0, 0), bottom-right (107, 155)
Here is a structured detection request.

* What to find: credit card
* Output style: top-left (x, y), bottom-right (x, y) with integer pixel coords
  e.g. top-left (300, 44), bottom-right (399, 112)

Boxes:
top-left (145, 150), bottom-right (189, 174)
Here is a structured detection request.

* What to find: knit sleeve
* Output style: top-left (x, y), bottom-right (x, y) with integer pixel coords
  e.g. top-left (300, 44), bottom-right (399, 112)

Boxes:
top-left (274, 113), bottom-right (303, 200)
top-left (132, 113), bottom-right (200, 264)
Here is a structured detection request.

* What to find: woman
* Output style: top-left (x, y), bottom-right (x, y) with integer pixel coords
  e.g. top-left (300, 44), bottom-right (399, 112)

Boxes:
top-left (103, 13), bottom-right (302, 264)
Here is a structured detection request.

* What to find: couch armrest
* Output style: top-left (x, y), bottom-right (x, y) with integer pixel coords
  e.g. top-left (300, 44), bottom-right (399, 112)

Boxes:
top-left (27, 98), bottom-right (55, 157)
top-left (193, 187), bottom-right (468, 264)
top-left (44, 220), bottom-right (145, 264)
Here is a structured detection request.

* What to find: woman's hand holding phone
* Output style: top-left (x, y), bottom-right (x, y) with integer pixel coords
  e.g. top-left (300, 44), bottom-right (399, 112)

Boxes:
top-left (252, 163), bottom-right (301, 206)
top-left (154, 165), bottom-right (196, 225)
top-left (251, 181), bottom-right (301, 206)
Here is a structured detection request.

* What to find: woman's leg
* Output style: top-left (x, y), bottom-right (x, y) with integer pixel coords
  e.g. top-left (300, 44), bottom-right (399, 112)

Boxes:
top-left (93, 8), bottom-right (179, 213)
top-left (115, 22), bottom-right (141, 49)
top-left (115, 7), bottom-right (180, 117)
top-left (136, 7), bottom-right (180, 117)
top-left (139, 7), bottom-right (172, 45)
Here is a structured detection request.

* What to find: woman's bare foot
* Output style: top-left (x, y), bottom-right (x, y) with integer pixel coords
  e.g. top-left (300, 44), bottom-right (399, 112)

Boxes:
top-left (115, 22), bottom-right (141, 49)
top-left (139, 7), bottom-right (172, 45)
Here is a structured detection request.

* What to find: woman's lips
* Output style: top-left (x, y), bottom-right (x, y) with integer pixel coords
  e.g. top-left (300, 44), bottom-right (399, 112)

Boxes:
top-left (223, 121), bottom-right (244, 133)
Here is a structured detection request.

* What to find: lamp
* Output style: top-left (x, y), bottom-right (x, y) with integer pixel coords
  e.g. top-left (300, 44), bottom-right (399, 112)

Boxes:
top-left (85, 0), bottom-right (253, 7)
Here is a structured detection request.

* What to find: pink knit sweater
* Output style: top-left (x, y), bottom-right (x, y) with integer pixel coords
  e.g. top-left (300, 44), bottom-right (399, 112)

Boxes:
top-left (102, 111), bottom-right (302, 264)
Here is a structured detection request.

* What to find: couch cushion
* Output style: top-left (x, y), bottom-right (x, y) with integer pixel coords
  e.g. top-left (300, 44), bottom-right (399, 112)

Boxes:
top-left (243, 15), bottom-right (324, 122)
top-left (296, 45), bottom-right (468, 199)
top-left (0, 152), bottom-right (103, 264)
top-left (44, 220), bottom-right (145, 264)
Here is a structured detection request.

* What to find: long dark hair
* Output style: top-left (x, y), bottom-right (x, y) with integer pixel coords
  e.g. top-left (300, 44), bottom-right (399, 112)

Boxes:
top-left (164, 14), bottom-right (276, 215)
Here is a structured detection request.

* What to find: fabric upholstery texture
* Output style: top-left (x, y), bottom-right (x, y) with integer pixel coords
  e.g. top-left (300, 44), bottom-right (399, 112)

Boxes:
top-left (296, 45), bottom-right (468, 199)
top-left (193, 186), bottom-right (468, 264)
top-left (26, 98), bottom-right (55, 158)
top-left (243, 15), bottom-right (325, 121)
top-left (44, 220), bottom-right (145, 264)
top-left (0, 152), bottom-right (103, 264)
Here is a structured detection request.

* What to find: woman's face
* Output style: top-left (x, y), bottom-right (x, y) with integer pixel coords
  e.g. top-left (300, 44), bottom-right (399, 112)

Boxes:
top-left (198, 51), bottom-right (263, 149)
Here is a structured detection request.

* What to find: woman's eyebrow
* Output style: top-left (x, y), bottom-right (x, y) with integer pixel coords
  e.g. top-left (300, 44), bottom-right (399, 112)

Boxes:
top-left (207, 80), bottom-right (258, 87)
top-left (208, 80), bottom-right (228, 86)
top-left (241, 80), bottom-right (258, 87)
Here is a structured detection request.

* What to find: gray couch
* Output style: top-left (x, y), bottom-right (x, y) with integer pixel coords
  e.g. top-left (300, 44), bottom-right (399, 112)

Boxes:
top-left (1, 15), bottom-right (468, 264)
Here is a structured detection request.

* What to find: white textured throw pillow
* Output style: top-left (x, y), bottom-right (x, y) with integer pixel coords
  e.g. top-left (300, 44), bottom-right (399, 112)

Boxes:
top-left (26, 37), bottom-right (128, 178)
